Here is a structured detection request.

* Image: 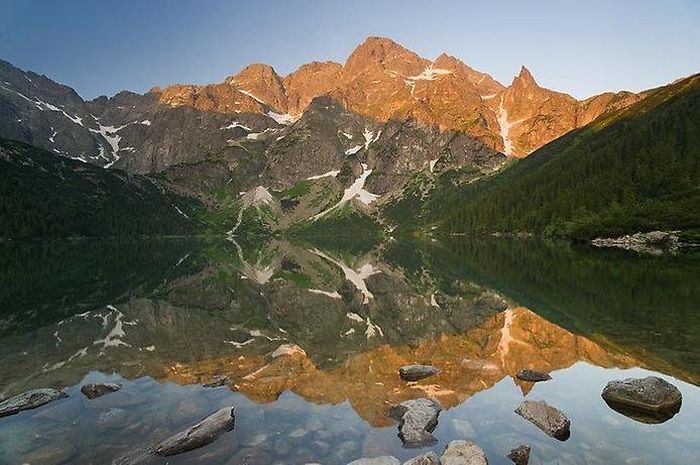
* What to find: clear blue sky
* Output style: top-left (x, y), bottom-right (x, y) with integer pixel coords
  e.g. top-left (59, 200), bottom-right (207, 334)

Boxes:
top-left (1, 0), bottom-right (698, 100)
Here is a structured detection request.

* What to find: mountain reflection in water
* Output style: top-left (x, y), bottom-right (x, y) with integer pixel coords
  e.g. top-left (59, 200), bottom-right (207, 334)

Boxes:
top-left (0, 237), bottom-right (698, 465)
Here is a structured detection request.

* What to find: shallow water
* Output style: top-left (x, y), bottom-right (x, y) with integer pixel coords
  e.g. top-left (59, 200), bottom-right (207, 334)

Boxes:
top-left (0, 237), bottom-right (698, 464)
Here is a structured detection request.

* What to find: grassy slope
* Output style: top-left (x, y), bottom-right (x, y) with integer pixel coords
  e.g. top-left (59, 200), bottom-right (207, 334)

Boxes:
top-left (438, 74), bottom-right (700, 239)
top-left (0, 138), bottom-right (203, 238)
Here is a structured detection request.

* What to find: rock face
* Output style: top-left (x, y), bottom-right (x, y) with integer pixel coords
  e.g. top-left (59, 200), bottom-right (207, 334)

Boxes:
top-left (507, 445), bottom-right (530, 465)
top-left (388, 397), bottom-right (442, 447)
top-left (80, 382), bottom-right (121, 399)
top-left (1, 36), bottom-right (642, 180)
top-left (403, 452), bottom-right (440, 465)
top-left (601, 376), bottom-right (682, 423)
top-left (515, 369), bottom-right (551, 382)
top-left (153, 406), bottom-right (235, 456)
top-left (399, 365), bottom-right (440, 381)
top-left (440, 440), bottom-right (488, 465)
top-left (0, 388), bottom-right (67, 417)
top-left (514, 400), bottom-right (570, 440)
top-left (347, 457), bottom-right (400, 465)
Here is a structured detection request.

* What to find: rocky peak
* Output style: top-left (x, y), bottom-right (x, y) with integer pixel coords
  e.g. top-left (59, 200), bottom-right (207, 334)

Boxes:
top-left (227, 63), bottom-right (288, 111)
top-left (512, 65), bottom-right (538, 89)
top-left (344, 36), bottom-right (427, 77)
top-left (283, 61), bottom-right (343, 114)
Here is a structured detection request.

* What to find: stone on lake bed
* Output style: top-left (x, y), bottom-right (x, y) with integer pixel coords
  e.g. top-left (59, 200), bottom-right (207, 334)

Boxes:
top-left (440, 440), bottom-right (488, 465)
top-left (153, 406), bottom-right (235, 456)
top-left (507, 444), bottom-right (531, 465)
top-left (203, 375), bottom-right (231, 388)
top-left (399, 365), bottom-right (440, 381)
top-left (601, 376), bottom-right (682, 423)
top-left (402, 451), bottom-right (440, 465)
top-left (347, 457), bottom-right (400, 465)
top-left (81, 382), bottom-right (121, 399)
top-left (388, 397), bottom-right (442, 448)
top-left (515, 369), bottom-right (552, 382)
top-left (0, 388), bottom-right (67, 418)
top-left (514, 400), bottom-right (570, 441)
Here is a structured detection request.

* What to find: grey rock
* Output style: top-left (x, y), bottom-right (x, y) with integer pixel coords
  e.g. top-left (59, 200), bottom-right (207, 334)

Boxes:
top-left (507, 445), bottom-right (530, 465)
top-left (399, 365), bottom-right (440, 381)
top-left (388, 397), bottom-right (442, 448)
top-left (154, 406), bottom-right (235, 456)
top-left (601, 376), bottom-right (682, 423)
top-left (0, 388), bottom-right (67, 418)
top-left (81, 382), bottom-right (121, 399)
top-left (440, 440), bottom-right (488, 465)
top-left (203, 375), bottom-right (231, 388)
top-left (403, 452), bottom-right (440, 465)
top-left (97, 408), bottom-right (129, 431)
top-left (514, 400), bottom-right (570, 441)
top-left (22, 441), bottom-right (77, 465)
top-left (348, 457), bottom-right (400, 465)
top-left (515, 370), bottom-right (551, 382)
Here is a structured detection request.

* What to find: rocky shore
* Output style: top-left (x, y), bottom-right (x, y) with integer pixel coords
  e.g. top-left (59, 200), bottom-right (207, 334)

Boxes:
top-left (591, 231), bottom-right (682, 255)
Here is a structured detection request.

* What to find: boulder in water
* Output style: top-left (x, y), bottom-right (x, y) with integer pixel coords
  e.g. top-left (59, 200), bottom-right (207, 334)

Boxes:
top-left (388, 397), bottom-right (442, 448)
top-left (0, 388), bottom-right (67, 417)
top-left (81, 382), bottom-right (121, 399)
top-left (399, 365), bottom-right (440, 381)
top-left (514, 400), bottom-right (570, 440)
top-left (601, 376), bottom-right (682, 423)
top-left (154, 406), bottom-right (235, 456)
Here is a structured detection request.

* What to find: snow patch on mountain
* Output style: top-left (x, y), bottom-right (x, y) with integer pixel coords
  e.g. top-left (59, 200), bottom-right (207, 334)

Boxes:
top-left (266, 111), bottom-right (299, 125)
top-left (221, 121), bottom-right (252, 131)
top-left (345, 145), bottom-right (363, 155)
top-left (307, 170), bottom-right (340, 180)
top-left (497, 96), bottom-right (526, 157)
top-left (308, 289), bottom-right (342, 299)
top-left (239, 89), bottom-right (266, 105)
top-left (312, 164), bottom-right (379, 220)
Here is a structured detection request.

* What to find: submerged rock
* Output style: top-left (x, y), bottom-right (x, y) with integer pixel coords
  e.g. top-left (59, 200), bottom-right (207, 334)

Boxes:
top-left (0, 388), bottom-right (67, 418)
top-left (514, 400), bottom-right (570, 441)
top-left (440, 440), bottom-right (488, 465)
top-left (347, 457), bottom-right (400, 465)
top-left (601, 376), bottom-right (682, 423)
top-left (81, 382), bottom-right (121, 399)
top-left (399, 365), bottom-right (440, 381)
top-left (203, 375), bottom-right (231, 388)
top-left (153, 406), bottom-right (235, 456)
top-left (403, 451), bottom-right (440, 465)
top-left (507, 445), bottom-right (530, 465)
top-left (515, 370), bottom-right (551, 382)
top-left (388, 397), bottom-right (442, 448)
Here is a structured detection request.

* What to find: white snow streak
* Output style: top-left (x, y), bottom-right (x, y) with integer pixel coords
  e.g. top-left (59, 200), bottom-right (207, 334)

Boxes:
top-left (308, 289), bottom-right (342, 299)
top-left (307, 170), bottom-right (340, 180)
top-left (312, 164), bottom-right (379, 220)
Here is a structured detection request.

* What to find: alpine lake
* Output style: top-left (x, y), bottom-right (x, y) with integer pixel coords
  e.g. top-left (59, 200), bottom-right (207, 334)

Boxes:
top-left (0, 236), bottom-right (698, 465)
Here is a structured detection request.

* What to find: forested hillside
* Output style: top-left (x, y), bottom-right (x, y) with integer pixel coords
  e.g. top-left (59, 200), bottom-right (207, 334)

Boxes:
top-left (438, 74), bottom-right (700, 239)
top-left (0, 138), bottom-right (202, 238)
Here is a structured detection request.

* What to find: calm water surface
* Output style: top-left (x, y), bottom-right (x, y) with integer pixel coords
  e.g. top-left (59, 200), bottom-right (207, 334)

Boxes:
top-left (0, 238), bottom-right (698, 464)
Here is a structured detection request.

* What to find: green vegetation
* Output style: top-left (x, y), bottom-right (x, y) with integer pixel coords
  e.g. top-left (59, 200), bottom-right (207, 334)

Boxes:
top-left (0, 138), bottom-right (203, 238)
top-left (436, 74), bottom-right (700, 240)
top-left (287, 203), bottom-right (383, 255)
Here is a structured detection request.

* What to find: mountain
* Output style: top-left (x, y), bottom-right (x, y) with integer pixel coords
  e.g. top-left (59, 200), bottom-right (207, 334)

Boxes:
top-left (0, 38), bottom-right (692, 239)
top-left (0, 37), bottom-right (642, 175)
top-left (0, 137), bottom-right (201, 238)
top-left (436, 73), bottom-right (700, 239)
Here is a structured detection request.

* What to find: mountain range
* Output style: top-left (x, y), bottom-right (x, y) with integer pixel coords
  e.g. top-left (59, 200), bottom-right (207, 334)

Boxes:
top-left (0, 36), bottom-right (697, 240)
